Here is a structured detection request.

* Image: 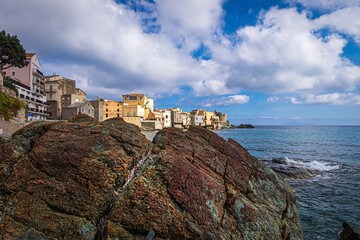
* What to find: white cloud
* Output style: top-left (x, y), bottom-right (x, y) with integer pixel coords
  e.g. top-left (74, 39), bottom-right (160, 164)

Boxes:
top-left (201, 95), bottom-right (250, 107)
top-left (285, 0), bottom-right (360, 11)
top-left (0, 1), bottom-right (360, 101)
top-left (314, 7), bottom-right (360, 44)
top-left (217, 7), bottom-right (360, 94)
top-left (291, 93), bottom-right (360, 105)
top-left (260, 116), bottom-right (280, 119)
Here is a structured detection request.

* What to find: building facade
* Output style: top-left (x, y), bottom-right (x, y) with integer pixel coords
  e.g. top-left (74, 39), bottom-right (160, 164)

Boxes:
top-left (3, 53), bottom-right (48, 121)
top-left (103, 100), bottom-right (123, 120)
top-left (122, 92), bottom-right (153, 118)
top-left (61, 102), bottom-right (94, 120)
top-left (89, 98), bottom-right (104, 122)
top-left (122, 104), bottom-right (144, 117)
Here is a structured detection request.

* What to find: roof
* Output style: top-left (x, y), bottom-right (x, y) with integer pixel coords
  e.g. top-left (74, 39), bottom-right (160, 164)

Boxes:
top-left (26, 53), bottom-right (36, 57)
top-left (124, 92), bottom-right (146, 96)
top-left (65, 102), bottom-right (93, 109)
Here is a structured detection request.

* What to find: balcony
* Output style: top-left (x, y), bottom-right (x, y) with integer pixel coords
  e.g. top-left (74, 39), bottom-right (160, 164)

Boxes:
top-left (32, 68), bottom-right (44, 77)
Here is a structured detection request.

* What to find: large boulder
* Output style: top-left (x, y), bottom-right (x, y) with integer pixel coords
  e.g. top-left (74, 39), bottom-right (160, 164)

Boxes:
top-left (0, 116), bottom-right (303, 239)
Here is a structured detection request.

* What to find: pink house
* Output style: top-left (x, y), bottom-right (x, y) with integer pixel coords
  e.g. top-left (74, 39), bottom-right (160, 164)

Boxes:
top-left (3, 53), bottom-right (48, 121)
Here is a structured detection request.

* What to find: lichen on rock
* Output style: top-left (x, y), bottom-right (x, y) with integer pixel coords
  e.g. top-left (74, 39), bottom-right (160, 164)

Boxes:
top-left (0, 115), bottom-right (303, 239)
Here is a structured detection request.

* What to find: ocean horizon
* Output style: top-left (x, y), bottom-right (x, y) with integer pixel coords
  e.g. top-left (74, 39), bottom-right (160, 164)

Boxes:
top-left (215, 125), bottom-right (360, 239)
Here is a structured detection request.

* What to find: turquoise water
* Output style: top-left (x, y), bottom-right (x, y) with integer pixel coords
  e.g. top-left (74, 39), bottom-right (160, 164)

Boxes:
top-left (215, 126), bottom-right (360, 240)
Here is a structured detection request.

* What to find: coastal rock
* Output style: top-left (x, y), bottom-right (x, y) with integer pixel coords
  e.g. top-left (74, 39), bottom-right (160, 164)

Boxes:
top-left (340, 222), bottom-right (360, 240)
top-left (236, 124), bottom-right (256, 129)
top-left (0, 115), bottom-right (303, 239)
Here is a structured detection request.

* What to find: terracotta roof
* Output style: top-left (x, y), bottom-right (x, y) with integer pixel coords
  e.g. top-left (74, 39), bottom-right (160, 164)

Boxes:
top-left (26, 53), bottom-right (36, 57)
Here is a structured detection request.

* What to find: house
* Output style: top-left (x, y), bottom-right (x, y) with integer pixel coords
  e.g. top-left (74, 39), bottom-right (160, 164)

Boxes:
top-left (122, 92), bottom-right (153, 118)
top-left (191, 109), bottom-right (214, 128)
top-left (191, 114), bottom-right (204, 127)
top-left (170, 109), bottom-right (183, 128)
top-left (122, 104), bottom-right (145, 118)
top-left (103, 100), bottom-right (123, 120)
top-left (147, 111), bottom-right (162, 121)
top-left (157, 109), bottom-right (171, 127)
top-left (44, 75), bottom-right (87, 120)
top-left (61, 102), bottom-right (94, 120)
top-left (3, 53), bottom-right (48, 121)
top-left (182, 112), bottom-right (191, 128)
top-left (89, 98), bottom-right (104, 122)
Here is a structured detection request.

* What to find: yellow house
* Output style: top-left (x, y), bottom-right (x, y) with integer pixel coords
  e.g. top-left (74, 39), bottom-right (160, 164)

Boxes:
top-left (122, 104), bottom-right (145, 117)
top-left (122, 92), bottom-right (153, 118)
top-left (191, 109), bottom-right (214, 127)
top-left (103, 100), bottom-right (123, 120)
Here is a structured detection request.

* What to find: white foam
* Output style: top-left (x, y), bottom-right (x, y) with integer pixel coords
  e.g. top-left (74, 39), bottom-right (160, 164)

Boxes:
top-left (284, 157), bottom-right (341, 171)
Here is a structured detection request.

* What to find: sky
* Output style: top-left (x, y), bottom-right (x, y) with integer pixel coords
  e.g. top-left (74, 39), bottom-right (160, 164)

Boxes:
top-left (1, 0), bottom-right (360, 125)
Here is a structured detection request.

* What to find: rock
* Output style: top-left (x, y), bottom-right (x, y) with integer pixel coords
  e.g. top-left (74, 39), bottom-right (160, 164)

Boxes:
top-left (236, 124), bottom-right (256, 129)
top-left (0, 116), bottom-right (303, 239)
top-left (340, 222), bottom-right (360, 240)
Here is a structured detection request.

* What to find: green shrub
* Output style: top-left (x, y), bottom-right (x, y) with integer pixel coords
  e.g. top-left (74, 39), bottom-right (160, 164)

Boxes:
top-left (0, 91), bottom-right (26, 121)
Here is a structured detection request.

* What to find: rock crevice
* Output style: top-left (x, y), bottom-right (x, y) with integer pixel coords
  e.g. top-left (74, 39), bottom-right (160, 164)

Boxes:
top-left (0, 115), bottom-right (303, 239)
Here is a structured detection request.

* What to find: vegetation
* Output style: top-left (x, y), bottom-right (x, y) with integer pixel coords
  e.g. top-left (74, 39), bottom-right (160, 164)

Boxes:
top-left (0, 91), bottom-right (26, 121)
top-left (3, 76), bottom-right (18, 96)
top-left (0, 30), bottom-right (28, 71)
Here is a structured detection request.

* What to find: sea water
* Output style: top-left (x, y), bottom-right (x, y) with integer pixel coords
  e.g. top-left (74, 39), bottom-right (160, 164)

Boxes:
top-left (215, 126), bottom-right (360, 240)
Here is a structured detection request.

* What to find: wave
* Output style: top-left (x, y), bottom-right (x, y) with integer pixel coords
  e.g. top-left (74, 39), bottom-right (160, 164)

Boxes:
top-left (284, 157), bottom-right (341, 172)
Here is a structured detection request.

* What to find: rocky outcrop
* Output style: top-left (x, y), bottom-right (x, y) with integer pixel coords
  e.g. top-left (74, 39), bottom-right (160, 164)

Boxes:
top-left (0, 115), bottom-right (303, 239)
top-left (236, 124), bottom-right (256, 129)
top-left (340, 222), bottom-right (360, 240)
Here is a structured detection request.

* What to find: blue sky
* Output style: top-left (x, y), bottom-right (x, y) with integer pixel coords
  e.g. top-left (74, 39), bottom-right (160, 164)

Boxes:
top-left (1, 0), bottom-right (360, 125)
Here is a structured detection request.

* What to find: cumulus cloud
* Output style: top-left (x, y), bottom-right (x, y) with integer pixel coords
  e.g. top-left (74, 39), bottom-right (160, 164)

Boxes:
top-left (314, 7), bottom-right (360, 44)
top-left (200, 95), bottom-right (250, 107)
top-left (0, 1), bottom-right (360, 100)
top-left (285, 0), bottom-right (360, 11)
top-left (291, 93), bottom-right (360, 105)
top-left (218, 7), bottom-right (360, 94)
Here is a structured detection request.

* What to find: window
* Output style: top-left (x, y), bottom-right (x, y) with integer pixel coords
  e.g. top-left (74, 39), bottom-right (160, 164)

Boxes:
top-left (106, 104), bottom-right (108, 106)
top-left (133, 112), bottom-right (136, 116)
top-left (140, 97), bottom-right (142, 100)
top-left (49, 94), bottom-right (52, 100)
top-left (106, 114), bottom-right (108, 117)
top-left (117, 109), bottom-right (119, 112)
top-left (127, 112), bottom-right (130, 116)
top-left (117, 114), bottom-right (120, 117)
top-left (49, 85), bottom-right (53, 91)
top-left (129, 96), bottom-right (137, 100)
top-left (12, 72), bottom-right (15, 76)
top-left (117, 104), bottom-right (119, 106)
top-left (75, 98), bottom-right (79, 102)
top-left (106, 109), bottom-right (108, 112)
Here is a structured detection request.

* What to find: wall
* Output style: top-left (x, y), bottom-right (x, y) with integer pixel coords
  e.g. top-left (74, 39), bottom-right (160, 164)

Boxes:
top-left (89, 99), bottom-right (104, 122)
top-left (141, 120), bottom-right (163, 130)
top-left (0, 120), bottom-right (27, 136)
top-left (103, 100), bottom-right (122, 120)
top-left (123, 116), bottom-right (141, 127)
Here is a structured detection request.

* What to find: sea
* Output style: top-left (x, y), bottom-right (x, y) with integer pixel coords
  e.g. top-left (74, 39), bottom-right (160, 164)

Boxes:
top-left (214, 126), bottom-right (360, 240)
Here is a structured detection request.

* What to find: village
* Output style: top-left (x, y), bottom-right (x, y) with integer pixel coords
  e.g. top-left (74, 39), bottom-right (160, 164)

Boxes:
top-left (0, 53), bottom-right (230, 133)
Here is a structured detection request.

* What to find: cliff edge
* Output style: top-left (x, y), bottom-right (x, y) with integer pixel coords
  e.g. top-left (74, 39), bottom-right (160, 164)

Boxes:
top-left (0, 115), bottom-right (303, 239)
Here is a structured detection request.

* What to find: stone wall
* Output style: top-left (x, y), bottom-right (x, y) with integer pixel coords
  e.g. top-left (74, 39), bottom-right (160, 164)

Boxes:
top-left (0, 119), bottom-right (27, 136)
top-left (0, 85), bottom-right (16, 97)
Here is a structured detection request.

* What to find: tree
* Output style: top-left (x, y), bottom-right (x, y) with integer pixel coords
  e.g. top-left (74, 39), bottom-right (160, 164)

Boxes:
top-left (0, 30), bottom-right (28, 71)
